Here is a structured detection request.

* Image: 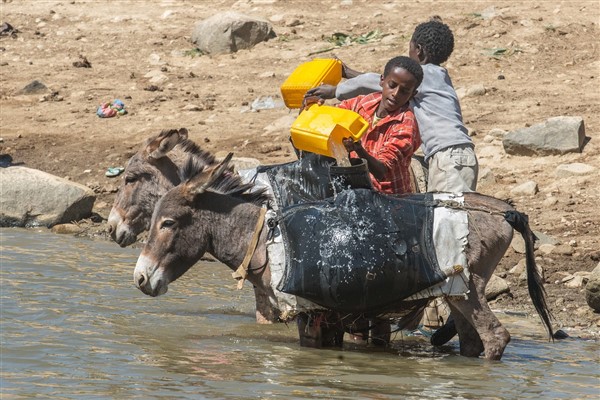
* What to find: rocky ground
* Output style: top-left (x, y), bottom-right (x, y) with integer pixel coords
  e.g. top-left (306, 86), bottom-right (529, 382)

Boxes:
top-left (1, 1), bottom-right (599, 338)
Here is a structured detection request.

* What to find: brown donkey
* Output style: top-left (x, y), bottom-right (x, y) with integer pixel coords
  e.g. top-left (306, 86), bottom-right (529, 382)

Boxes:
top-left (133, 155), bottom-right (553, 360)
top-left (107, 128), bottom-right (215, 248)
top-left (107, 130), bottom-right (280, 323)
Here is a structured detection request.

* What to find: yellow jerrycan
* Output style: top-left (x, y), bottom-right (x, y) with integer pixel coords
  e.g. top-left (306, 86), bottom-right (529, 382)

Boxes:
top-left (290, 103), bottom-right (368, 158)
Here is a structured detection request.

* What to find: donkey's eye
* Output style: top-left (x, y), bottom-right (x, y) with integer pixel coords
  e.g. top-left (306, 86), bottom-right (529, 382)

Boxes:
top-left (160, 219), bottom-right (176, 229)
top-left (124, 175), bottom-right (137, 184)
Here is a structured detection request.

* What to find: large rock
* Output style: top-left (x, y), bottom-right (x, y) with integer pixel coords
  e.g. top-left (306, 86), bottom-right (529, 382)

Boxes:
top-left (585, 262), bottom-right (600, 312)
top-left (502, 116), bottom-right (585, 156)
top-left (191, 12), bottom-right (276, 54)
top-left (0, 166), bottom-right (96, 227)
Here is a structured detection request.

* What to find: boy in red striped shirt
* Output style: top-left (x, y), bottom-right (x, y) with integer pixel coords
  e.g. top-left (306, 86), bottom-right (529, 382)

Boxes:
top-left (305, 56), bottom-right (423, 194)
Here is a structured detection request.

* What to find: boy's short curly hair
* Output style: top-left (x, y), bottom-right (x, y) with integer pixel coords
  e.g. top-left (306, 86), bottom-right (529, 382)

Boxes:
top-left (412, 20), bottom-right (454, 65)
top-left (383, 56), bottom-right (424, 87)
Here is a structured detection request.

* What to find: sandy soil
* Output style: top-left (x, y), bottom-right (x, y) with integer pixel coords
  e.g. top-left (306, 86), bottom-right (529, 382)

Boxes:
top-left (1, 1), bottom-right (599, 337)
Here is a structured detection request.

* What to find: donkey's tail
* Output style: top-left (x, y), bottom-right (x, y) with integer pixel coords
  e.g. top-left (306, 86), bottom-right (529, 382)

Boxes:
top-left (505, 210), bottom-right (554, 340)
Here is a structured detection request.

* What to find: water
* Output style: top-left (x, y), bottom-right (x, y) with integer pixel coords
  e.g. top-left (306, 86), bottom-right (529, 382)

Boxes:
top-left (1, 228), bottom-right (599, 399)
top-left (329, 139), bottom-right (351, 167)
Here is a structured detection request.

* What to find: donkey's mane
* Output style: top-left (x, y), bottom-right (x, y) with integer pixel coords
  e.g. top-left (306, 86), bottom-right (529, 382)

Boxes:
top-left (176, 138), bottom-right (216, 169)
top-left (181, 156), bottom-right (270, 206)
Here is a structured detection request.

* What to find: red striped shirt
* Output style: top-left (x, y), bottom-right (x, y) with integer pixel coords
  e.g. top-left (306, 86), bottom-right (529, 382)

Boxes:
top-left (337, 92), bottom-right (421, 194)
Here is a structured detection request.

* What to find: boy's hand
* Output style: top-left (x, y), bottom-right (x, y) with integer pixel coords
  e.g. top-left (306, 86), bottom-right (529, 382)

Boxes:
top-left (301, 95), bottom-right (324, 109)
top-left (342, 137), bottom-right (360, 153)
top-left (304, 85), bottom-right (336, 100)
top-left (331, 56), bottom-right (361, 79)
top-left (341, 62), bottom-right (362, 79)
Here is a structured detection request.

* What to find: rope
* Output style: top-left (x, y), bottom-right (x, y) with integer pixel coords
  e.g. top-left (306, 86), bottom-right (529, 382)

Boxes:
top-left (231, 207), bottom-right (267, 289)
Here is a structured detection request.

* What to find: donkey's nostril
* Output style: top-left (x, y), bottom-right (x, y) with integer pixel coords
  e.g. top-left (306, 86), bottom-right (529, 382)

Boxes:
top-left (137, 273), bottom-right (147, 288)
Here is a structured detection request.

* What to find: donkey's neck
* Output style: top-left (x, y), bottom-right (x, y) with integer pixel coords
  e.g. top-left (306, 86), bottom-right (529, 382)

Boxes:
top-left (207, 200), bottom-right (268, 275)
top-left (202, 196), bottom-right (275, 314)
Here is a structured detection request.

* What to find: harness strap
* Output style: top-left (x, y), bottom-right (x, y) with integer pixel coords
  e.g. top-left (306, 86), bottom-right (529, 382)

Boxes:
top-left (232, 206), bottom-right (267, 289)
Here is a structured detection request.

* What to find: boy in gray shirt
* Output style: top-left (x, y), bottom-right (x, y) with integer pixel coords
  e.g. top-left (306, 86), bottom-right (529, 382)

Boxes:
top-left (306, 19), bottom-right (478, 193)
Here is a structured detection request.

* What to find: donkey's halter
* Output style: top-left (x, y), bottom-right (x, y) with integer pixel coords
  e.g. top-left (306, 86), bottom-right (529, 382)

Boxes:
top-left (231, 206), bottom-right (267, 289)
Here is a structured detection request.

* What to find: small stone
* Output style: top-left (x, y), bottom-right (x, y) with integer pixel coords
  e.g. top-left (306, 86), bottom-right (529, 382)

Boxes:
top-left (94, 201), bottom-right (108, 209)
top-left (485, 274), bottom-right (510, 300)
top-left (552, 329), bottom-right (569, 339)
top-left (509, 258), bottom-right (527, 274)
top-left (259, 144), bottom-right (282, 154)
top-left (487, 128), bottom-right (507, 138)
top-left (285, 18), bottom-right (302, 27)
top-left (269, 14), bottom-right (284, 23)
top-left (565, 275), bottom-right (584, 288)
top-left (182, 104), bottom-right (204, 111)
top-left (51, 223), bottom-right (82, 234)
top-left (510, 180), bottom-right (538, 196)
top-left (554, 244), bottom-right (574, 256)
top-left (537, 243), bottom-right (555, 255)
top-left (466, 84), bottom-right (486, 96)
top-left (542, 196), bottom-right (558, 207)
top-left (555, 163), bottom-right (596, 178)
top-left (19, 80), bottom-right (48, 95)
top-left (258, 71), bottom-right (275, 78)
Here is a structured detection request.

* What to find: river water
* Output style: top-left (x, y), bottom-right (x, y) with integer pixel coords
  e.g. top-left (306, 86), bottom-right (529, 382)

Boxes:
top-left (1, 228), bottom-right (598, 399)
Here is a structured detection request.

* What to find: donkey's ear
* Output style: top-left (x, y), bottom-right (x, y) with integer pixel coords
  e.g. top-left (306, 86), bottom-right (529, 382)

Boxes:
top-left (187, 153), bottom-right (234, 196)
top-left (146, 128), bottom-right (187, 159)
top-left (177, 128), bottom-right (188, 140)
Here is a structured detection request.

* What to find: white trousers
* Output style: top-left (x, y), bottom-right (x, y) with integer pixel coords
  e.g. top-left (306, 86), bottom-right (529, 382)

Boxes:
top-left (427, 145), bottom-right (478, 192)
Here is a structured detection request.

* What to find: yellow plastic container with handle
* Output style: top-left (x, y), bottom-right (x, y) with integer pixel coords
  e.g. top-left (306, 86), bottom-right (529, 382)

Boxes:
top-left (280, 59), bottom-right (343, 109)
top-left (290, 104), bottom-right (369, 157)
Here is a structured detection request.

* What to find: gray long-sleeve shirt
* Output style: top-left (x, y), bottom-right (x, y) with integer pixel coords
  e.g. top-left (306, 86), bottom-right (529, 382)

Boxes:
top-left (335, 64), bottom-right (473, 161)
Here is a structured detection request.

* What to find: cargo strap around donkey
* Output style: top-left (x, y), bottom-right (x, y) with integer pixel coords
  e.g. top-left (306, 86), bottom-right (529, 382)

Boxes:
top-left (231, 207), bottom-right (267, 289)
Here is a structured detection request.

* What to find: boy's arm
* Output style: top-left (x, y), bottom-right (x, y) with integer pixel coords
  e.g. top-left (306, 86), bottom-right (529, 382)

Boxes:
top-left (343, 138), bottom-right (387, 180)
top-left (304, 72), bottom-right (381, 101)
top-left (347, 113), bottom-right (419, 182)
top-left (335, 73), bottom-right (381, 100)
top-left (341, 62), bottom-right (363, 79)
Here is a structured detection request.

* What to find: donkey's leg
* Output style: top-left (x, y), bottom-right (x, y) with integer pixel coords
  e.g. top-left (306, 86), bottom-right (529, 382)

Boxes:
top-left (321, 314), bottom-right (345, 348)
top-left (445, 301), bottom-right (483, 357)
top-left (370, 318), bottom-right (391, 347)
top-left (296, 312), bottom-right (323, 348)
top-left (447, 274), bottom-right (510, 360)
top-left (254, 286), bottom-right (278, 324)
top-left (296, 312), bottom-right (344, 348)
top-left (456, 195), bottom-right (515, 359)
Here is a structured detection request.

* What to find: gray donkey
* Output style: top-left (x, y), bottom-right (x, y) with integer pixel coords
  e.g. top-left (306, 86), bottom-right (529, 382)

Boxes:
top-left (107, 129), bottom-right (280, 323)
top-left (133, 155), bottom-right (553, 360)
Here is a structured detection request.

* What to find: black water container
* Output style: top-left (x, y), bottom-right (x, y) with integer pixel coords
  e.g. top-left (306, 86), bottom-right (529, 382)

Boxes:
top-left (329, 158), bottom-right (373, 193)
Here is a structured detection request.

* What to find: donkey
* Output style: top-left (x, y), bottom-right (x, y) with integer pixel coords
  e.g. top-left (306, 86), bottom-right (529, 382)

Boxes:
top-left (106, 129), bottom-right (283, 323)
top-left (107, 128), bottom-right (215, 247)
top-left (133, 155), bottom-right (553, 360)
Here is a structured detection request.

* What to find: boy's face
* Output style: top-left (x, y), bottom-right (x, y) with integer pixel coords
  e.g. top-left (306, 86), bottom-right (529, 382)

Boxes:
top-left (379, 67), bottom-right (418, 114)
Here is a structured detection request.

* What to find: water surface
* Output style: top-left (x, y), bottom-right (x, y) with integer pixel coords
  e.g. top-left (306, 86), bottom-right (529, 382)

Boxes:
top-left (1, 228), bottom-right (598, 399)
